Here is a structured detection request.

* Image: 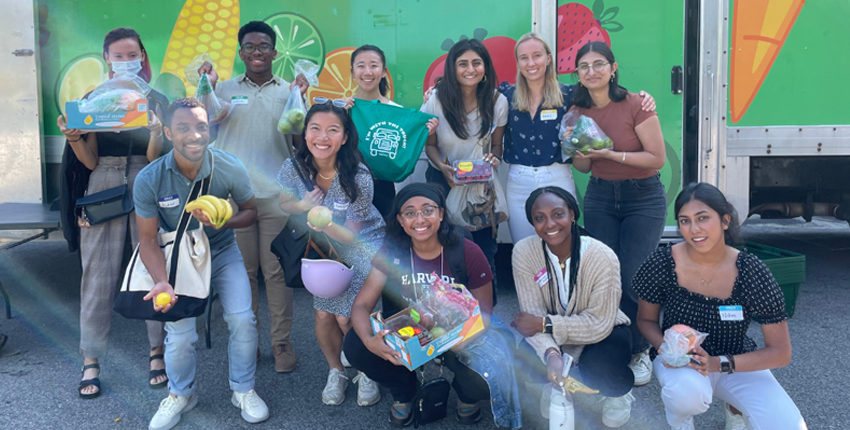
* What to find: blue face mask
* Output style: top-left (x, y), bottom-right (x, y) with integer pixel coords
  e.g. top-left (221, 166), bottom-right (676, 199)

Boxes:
top-left (111, 58), bottom-right (142, 76)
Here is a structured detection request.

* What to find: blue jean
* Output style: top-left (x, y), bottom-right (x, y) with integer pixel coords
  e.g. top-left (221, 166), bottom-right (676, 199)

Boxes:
top-left (583, 174), bottom-right (667, 353)
top-left (164, 241), bottom-right (258, 396)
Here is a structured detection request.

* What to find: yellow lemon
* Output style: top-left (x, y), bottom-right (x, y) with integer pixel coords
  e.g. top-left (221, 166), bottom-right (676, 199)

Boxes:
top-left (155, 293), bottom-right (172, 307)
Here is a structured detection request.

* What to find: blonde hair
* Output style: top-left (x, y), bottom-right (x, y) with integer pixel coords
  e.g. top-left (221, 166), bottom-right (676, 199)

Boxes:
top-left (512, 33), bottom-right (564, 112)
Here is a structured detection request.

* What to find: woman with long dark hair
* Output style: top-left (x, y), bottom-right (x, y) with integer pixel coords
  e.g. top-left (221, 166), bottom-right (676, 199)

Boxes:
top-left (421, 38), bottom-right (508, 277)
top-left (634, 183), bottom-right (806, 430)
top-left (344, 45), bottom-right (438, 218)
top-left (511, 186), bottom-right (635, 428)
top-left (57, 27), bottom-right (169, 399)
top-left (344, 183), bottom-right (521, 428)
top-left (498, 33), bottom-right (655, 243)
top-left (566, 41), bottom-right (667, 385)
top-left (277, 102), bottom-right (386, 407)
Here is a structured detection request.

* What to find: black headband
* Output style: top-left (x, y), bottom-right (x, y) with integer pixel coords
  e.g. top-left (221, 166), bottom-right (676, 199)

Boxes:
top-left (392, 183), bottom-right (445, 216)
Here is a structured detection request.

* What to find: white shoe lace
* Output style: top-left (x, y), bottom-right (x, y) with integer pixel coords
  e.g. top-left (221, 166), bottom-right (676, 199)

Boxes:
top-left (325, 369), bottom-right (348, 392)
top-left (239, 390), bottom-right (263, 410)
top-left (352, 373), bottom-right (371, 387)
top-left (157, 395), bottom-right (184, 416)
top-left (630, 352), bottom-right (650, 370)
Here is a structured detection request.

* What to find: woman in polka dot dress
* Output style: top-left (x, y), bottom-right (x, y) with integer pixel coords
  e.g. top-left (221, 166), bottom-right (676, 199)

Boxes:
top-left (633, 183), bottom-right (807, 430)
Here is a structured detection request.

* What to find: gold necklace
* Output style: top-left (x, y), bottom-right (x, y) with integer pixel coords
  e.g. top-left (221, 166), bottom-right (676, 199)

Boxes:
top-left (318, 170), bottom-right (337, 180)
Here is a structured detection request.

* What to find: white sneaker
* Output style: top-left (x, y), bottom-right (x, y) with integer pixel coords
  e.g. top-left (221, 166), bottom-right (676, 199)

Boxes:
top-left (629, 351), bottom-right (653, 386)
top-left (231, 389), bottom-right (269, 424)
top-left (149, 394), bottom-right (198, 430)
top-left (724, 402), bottom-right (747, 430)
top-left (352, 372), bottom-right (380, 406)
top-left (341, 351), bottom-right (351, 368)
top-left (601, 390), bottom-right (634, 428)
top-left (322, 368), bottom-right (349, 405)
top-left (672, 416), bottom-right (696, 430)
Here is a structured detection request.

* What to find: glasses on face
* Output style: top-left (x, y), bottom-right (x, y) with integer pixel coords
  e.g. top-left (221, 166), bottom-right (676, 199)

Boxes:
top-left (400, 206), bottom-right (439, 221)
top-left (240, 43), bottom-right (273, 54)
top-left (577, 61), bottom-right (610, 75)
top-left (312, 97), bottom-right (348, 108)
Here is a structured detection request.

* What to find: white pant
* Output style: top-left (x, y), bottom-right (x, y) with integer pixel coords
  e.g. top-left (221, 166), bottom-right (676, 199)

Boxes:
top-left (506, 163), bottom-right (576, 244)
top-left (653, 359), bottom-right (807, 429)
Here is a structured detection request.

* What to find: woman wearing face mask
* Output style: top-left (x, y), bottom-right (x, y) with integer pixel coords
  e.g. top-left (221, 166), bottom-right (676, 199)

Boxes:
top-left (566, 41), bottom-right (667, 385)
top-left (421, 39), bottom-right (508, 278)
top-left (56, 27), bottom-right (170, 399)
top-left (512, 187), bottom-right (635, 428)
top-left (498, 33), bottom-right (655, 243)
top-left (277, 102), bottom-right (386, 407)
top-left (343, 45), bottom-right (438, 219)
top-left (633, 183), bottom-right (806, 430)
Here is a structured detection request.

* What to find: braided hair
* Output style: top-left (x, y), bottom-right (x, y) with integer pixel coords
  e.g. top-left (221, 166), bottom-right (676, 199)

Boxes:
top-left (525, 186), bottom-right (588, 314)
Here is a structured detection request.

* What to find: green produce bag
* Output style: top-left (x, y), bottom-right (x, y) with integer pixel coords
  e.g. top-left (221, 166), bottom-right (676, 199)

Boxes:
top-left (351, 99), bottom-right (436, 182)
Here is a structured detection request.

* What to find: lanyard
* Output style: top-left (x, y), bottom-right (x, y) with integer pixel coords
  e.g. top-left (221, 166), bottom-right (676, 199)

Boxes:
top-left (409, 246), bottom-right (443, 302)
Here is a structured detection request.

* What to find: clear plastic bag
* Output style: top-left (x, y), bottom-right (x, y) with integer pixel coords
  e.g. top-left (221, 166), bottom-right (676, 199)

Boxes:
top-left (79, 74), bottom-right (151, 113)
top-left (559, 110), bottom-right (613, 160)
top-left (294, 59), bottom-right (320, 87)
top-left (278, 90), bottom-right (306, 135)
top-left (658, 324), bottom-right (708, 368)
top-left (184, 53), bottom-right (214, 87)
top-left (194, 73), bottom-right (230, 123)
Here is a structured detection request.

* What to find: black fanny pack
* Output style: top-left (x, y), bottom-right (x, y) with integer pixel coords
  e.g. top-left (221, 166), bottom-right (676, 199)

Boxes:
top-left (75, 142), bottom-right (134, 225)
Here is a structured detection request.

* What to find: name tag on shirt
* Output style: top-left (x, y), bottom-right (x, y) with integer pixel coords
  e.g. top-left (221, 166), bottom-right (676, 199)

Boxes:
top-left (718, 305), bottom-right (744, 321)
top-left (231, 96), bottom-right (248, 105)
top-left (534, 268), bottom-right (550, 288)
top-left (540, 109), bottom-right (558, 121)
top-left (158, 194), bottom-right (180, 208)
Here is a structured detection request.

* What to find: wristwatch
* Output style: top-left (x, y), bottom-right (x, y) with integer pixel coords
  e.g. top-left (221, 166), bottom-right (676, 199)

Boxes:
top-left (543, 316), bottom-right (553, 334)
top-left (719, 354), bottom-right (735, 374)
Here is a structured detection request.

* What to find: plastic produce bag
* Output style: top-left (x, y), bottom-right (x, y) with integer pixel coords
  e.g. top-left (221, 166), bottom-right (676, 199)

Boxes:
top-left (294, 59), bottom-right (320, 87)
top-left (559, 110), bottom-right (613, 160)
top-left (79, 74), bottom-right (151, 114)
top-left (658, 324), bottom-right (708, 368)
top-left (195, 73), bottom-right (230, 123)
top-left (184, 53), bottom-right (214, 87)
top-left (278, 90), bottom-right (306, 135)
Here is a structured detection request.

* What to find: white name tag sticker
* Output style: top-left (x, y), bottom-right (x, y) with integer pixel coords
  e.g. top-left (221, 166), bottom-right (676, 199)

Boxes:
top-left (719, 305), bottom-right (744, 321)
top-left (231, 96), bottom-right (248, 105)
top-left (540, 109), bottom-right (558, 121)
top-left (534, 268), bottom-right (550, 288)
top-left (158, 194), bottom-right (180, 208)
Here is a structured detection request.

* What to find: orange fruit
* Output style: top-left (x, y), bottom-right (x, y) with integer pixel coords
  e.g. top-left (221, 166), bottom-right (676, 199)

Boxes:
top-left (307, 47), bottom-right (394, 102)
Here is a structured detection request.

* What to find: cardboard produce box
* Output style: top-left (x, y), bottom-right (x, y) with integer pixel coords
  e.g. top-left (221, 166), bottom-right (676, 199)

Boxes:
top-left (64, 98), bottom-right (150, 131)
top-left (370, 274), bottom-right (485, 370)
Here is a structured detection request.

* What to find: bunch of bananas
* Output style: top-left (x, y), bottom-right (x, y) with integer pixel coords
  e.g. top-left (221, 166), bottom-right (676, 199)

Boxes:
top-left (185, 195), bottom-right (233, 229)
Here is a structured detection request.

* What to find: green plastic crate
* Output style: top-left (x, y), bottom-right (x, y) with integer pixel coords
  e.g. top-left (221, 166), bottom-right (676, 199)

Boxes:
top-left (742, 242), bottom-right (805, 318)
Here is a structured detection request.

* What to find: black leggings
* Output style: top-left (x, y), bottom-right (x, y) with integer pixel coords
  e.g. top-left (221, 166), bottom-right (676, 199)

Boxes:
top-left (517, 325), bottom-right (634, 397)
top-left (343, 329), bottom-right (490, 404)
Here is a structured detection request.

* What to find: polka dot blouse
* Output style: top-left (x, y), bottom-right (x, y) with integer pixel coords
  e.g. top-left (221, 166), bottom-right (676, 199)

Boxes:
top-left (633, 244), bottom-right (787, 357)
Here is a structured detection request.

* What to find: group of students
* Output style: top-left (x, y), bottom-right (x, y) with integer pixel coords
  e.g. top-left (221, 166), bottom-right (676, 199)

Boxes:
top-left (56, 19), bottom-right (807, 430)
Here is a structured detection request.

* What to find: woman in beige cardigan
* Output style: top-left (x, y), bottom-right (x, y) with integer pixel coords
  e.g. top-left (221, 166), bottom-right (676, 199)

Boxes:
top-left (511, 186), bottom-right (635, 428)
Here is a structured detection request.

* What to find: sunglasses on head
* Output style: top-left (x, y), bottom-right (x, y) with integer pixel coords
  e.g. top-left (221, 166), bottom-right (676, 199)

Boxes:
top-left (312, 97), bottom-right (347, 108)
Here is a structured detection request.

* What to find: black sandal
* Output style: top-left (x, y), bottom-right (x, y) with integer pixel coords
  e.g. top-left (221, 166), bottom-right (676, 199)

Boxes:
top-left (149, 354), bottom-right (168, 389)
top-left (79, 363), bottom-right (101, 399)
top-left (389, 401), bottom-right (415, 428)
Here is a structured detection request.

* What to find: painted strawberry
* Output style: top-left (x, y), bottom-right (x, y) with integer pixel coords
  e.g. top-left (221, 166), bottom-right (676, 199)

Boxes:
top-left (423, 28), bottom-right (517, 93)
top-left (556, 0), bottom-right (623, 74)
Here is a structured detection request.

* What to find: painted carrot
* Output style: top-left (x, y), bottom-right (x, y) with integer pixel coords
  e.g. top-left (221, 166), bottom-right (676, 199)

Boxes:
top-left (161, 0), bottom-right (241, 95)
top-left (730, 0), bottom-right (806, 123)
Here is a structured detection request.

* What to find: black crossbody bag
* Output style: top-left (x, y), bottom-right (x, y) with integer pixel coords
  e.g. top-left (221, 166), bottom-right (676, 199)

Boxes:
top-left (75, 141), bottom-right (134, 225)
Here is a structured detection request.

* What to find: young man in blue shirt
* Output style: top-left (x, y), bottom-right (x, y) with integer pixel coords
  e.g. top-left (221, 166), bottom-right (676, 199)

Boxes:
top-left (134, 98), bottom-right (268, 430)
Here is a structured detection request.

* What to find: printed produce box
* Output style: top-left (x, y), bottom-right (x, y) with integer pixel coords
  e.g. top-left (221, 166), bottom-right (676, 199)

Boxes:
top-left (65, 98), bottom-right (150, 131)
top-left (370, 274), bottom-right (484, 370)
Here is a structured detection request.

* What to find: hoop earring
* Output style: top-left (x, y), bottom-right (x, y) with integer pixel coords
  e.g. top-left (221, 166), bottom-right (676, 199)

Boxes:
top-left (482, 75), bottom-right (487, 83)
top-left (610, 74), bottom-right (615, 82)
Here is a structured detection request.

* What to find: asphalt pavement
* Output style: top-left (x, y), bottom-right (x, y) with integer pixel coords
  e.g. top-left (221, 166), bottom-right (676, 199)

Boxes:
top-left (0, 216), bottom-right (847, 429)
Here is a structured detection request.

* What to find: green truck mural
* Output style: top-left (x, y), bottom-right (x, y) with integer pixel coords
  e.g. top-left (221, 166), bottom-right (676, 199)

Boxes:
top-left (26, 0), bottom-right (850, 228)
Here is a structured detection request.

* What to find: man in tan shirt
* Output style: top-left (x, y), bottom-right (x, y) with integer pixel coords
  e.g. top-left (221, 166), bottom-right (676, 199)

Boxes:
top-left (199, 20), bottom-right (307, 373)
